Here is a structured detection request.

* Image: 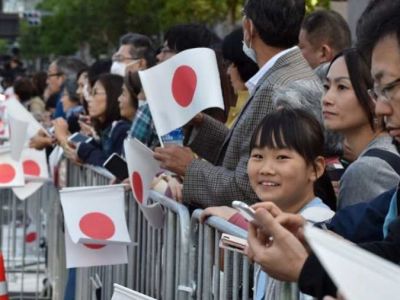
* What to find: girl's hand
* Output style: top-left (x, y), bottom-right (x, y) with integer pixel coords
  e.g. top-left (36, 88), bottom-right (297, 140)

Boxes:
top-left (251, 202), bottom-right (283, 218)
top-left (200, 206), bottom-right (237, 223)
top-left (79, 121), bottom-right (96, 137)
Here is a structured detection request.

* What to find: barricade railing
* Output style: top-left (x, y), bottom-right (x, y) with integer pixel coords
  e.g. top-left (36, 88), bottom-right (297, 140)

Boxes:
top-left (61, 161), bottom-right (191, 300)
top-left (0, 184), bottom-right (53, 300)
top-left (49, 160), bottom-right (302, 300)
top-left (188, 209), bottom-right (251, 300)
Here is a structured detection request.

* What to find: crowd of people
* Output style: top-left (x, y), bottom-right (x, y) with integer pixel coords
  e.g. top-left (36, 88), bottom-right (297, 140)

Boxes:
top-left (2, 0), bottom-right (400, 298)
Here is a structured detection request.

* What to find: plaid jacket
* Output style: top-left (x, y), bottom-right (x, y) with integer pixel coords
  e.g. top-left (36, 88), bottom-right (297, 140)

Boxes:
top-left (183, 47), bottom-right (321, 208)
top-left (129, 103), bottom-right (159, 148)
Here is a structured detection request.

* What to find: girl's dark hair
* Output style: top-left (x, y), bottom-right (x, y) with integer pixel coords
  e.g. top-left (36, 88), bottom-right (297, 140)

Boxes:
top-left (124, 71), bottom-right (141, 110)
top-left (327, 48), bottom-right (375, 129)
top-left (250, 108), bottom-right (336, 210)
top-left (250, 108), bottom-right (324, 165)
top-left (92, 73), bottom-right (123, 132)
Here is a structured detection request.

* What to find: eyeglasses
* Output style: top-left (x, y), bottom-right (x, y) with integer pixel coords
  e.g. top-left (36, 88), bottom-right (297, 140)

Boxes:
top-left (47, 72), bottom-right (63, 78)
top-left (368, 78), bottom-right (400, 103)
top-left (112, 54), bottom-right (139, 63)
top-left (91, 90), bottom-right (106, 97)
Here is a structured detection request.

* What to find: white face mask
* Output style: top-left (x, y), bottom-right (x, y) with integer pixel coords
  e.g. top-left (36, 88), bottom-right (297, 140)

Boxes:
top-left (242, 40), bottom-right (257, 63)
top-left (111, 60), bottom-right (141, 77)
top-left (110, 62), bottom-right (126, 77)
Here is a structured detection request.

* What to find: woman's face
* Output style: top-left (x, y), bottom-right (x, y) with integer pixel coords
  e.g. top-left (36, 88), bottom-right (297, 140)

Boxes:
top-left (61, 90), bottom-right (76, 113)
top-left (87, 81), bottom-right (107, 120)
top-left (227, 63), bottom-right (246, 93)
top-left (322, 57), bottom-right (370, 133)
top-left (118, 84), bottom-right (136, 121)
top-left (76, 72), bottom-right (88, 104)
top-left (247, 144), bottom-right (316, 212)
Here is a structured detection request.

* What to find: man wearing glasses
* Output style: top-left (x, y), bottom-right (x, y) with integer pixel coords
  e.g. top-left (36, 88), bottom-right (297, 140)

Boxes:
top-left (110, 33), bottom-right (156, 77)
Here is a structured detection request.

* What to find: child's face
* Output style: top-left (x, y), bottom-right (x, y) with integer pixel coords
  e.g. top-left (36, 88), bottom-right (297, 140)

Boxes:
top-left (247, 146), bottom-right (316, 212)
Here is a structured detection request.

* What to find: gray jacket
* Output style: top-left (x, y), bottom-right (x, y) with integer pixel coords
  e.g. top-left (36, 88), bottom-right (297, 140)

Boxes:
top-left (338, 135), bottom-right (400, 209)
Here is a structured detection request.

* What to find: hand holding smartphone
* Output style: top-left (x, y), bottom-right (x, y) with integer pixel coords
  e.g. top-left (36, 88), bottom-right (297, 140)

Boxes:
top-left (103, 153), bottom-right (129, 181)
top-left (68, 132), bottom-right (93, 144)
top-left (232, 200), bottom-right (256, 222)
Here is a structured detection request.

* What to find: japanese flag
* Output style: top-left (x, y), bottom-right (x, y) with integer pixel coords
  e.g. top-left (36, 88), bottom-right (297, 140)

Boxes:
top-left (111, 284), bottom-right (157, 300)
top-left (139, 48), bottom-right (224, 136)
top-left (12, 148), bottom-right (50, 200)
top-left (9, 115), bottom-right (28, 161)
top-left (60, 185), bottom-right (132, 268)
top-left (6, 97), bottom-right (47, 138)
top-left (0, 151), bottom-right (24, 188)
top-left (124, 138), bottom-right (165, 228)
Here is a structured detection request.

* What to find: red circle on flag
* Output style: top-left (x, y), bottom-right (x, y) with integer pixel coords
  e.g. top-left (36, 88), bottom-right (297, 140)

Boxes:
top-left (79, 212), bottom-right (115, 239)
top-left (26, 232), bottom-right (37, 243)
top-left (0, 163), bottom-right (16, 183)
top-left (171, 65), bottom-right (197, 107)
top-left (132, 172), bottom-right (143, 203)
top-left (23, 160), bottom-right (41, 176)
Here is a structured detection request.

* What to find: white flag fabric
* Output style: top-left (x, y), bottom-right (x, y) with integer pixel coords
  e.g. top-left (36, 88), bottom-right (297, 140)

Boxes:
top-left (64, 227), bottom-right (128, 269)
top-left (6, 97), bottom-right (46, 138)
top-left (139, 48), bottom-right (224, 136)
top-left (12, 148), bottom-right (50, 200)
top-left (9, 115), bottom-right (28, 161)
top-left (0, 102), bottom-right (9, 139)
top-left (124, 138), bottom-right (165, 228)
top-left (111, 284), bottom-right (157, 300)
top-left (0, 152), bottom-right (24, 188)
top-left (305, 225), bottom-right (400, 300)
top-left (60, 185), bottom-right (132, 268)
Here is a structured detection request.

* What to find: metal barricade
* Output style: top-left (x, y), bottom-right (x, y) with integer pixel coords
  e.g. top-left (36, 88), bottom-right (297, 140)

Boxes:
top-left (188, 209), bottom-right (251, 300)
top-left (62, 162), bottom-right (191, 300)
top-left (0, 184), bottom-right (53, 300)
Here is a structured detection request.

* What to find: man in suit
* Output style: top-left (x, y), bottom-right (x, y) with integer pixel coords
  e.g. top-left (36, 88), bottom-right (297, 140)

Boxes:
top-left (154, 0), bottom-right (320, 208)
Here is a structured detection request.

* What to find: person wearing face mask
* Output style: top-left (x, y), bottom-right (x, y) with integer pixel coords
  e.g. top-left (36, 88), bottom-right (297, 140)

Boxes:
top-left (111, 32), bottom-right (156, 77)
top-left (154, 0), bottom-right (322, 208)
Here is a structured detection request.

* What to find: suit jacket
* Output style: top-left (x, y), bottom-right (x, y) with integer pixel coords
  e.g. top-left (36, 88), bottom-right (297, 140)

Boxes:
top-left (183, 47), bottom-right (320, 208)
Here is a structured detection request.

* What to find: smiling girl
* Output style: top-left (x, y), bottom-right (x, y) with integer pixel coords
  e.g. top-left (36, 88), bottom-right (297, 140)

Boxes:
top-left (201, 108), bottom-right (334, 299)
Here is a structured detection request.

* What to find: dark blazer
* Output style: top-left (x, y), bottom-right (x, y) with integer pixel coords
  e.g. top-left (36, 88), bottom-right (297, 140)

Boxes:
top-left (182, 47), bottom-right (321, 208)
top-left (77, 120), bottom-right (131, 167)
top-left (299, 216), bottom-right (400, 299)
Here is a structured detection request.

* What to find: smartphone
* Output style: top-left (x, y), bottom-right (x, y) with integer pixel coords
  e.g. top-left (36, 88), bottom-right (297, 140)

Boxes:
top-left (68, 132), bottom-right (93, 144)
top-left (103, 153), bottom-right (129, 181)
top-left (232, 200), bottom-right (256, 222)
top-left (327, 163), bottom-right (345, 181)
top-left (219, 233), bottom-right (248, 254)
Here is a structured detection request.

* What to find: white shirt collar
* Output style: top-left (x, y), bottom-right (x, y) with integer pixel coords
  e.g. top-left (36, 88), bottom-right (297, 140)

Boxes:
top-left (245, 46), bottom-right (298, 95)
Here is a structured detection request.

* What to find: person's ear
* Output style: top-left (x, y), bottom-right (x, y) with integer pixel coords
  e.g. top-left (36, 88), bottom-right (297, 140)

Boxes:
top-left (310, 156), bottom-right (325, 182)
top-left (243, 18), bottom-right (255, 43)
top-left (320, 44), bottom-right (334, 64)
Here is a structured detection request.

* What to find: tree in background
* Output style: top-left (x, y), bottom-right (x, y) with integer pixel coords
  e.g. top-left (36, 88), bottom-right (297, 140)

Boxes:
top-left (19, 0), bottom-right (330, 61)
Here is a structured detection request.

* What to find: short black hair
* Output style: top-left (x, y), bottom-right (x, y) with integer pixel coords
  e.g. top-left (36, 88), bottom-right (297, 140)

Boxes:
top-left (222, 28), bottom-right (259, 82)
top-left (164, 23), bottom-right (221, 53)
top-left (120, 33), bottom-right (157, 67)
top-left (14, 77), bottom-right (34, 102)
top-left (243, 0), bottom-right (305, 48)
top-left (250, 108), bottom-right (324, 166)
top-left (87, 59), bottom-right (112, 87)
top-left (327, 48), bottom-right (374, 129)
top-left (92, 74), bottom-right (123, 131)
top-left (356, 0), bottom-right (400, 63)
top-left (302, 9), bottom-right (351, 54)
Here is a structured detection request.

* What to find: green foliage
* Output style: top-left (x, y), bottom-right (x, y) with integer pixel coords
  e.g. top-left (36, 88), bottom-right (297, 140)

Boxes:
top-left (22, 0), bottom-right (330, 58)
top-left (306, 0), bottom-right (330, 12)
